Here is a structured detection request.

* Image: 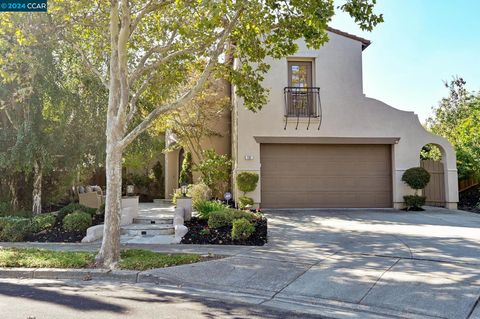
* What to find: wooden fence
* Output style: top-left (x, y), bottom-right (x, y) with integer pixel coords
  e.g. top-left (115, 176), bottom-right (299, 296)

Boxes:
top-left (459, 176), bottom-right (479, 192)
top-left (421, 160), bottom-right (445, 207)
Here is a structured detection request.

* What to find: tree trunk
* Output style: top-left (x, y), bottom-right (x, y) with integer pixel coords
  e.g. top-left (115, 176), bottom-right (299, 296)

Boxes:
top-left (8, 178), bottom-right (18, 211)
top-left (32, 161), bottom-right (42, 214)
top-left (95, 143), bottom-right (123, 268)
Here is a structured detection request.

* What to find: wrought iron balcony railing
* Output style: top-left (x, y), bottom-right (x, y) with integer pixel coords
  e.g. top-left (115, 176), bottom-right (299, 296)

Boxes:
top-left (284, 87), bottom-right (322, 129)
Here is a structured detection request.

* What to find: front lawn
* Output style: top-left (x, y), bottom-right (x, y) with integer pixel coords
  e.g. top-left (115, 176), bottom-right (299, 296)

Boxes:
top-left (0, 248), bottom-right (204, 270)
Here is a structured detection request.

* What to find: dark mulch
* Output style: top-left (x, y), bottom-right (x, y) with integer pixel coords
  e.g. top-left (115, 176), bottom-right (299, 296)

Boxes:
top-left (26, 214), bottom-right (104, 243)
top-left (181, 217), bottom-right (267, 246)
top-left (459, 184), bottom-right (480, 213)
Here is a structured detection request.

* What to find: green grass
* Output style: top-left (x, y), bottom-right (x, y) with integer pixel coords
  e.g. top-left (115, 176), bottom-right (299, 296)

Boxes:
top-left (0, 248), bottom-right (203, 270)
top-left (118, 249), bottom-right (202, 271)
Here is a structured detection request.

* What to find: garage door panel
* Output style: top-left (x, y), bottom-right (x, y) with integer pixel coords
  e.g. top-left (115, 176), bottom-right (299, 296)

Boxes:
top-left (260, 144), bottom-right (392, 208)
top-left (262, 176), bottom-right (391, 192)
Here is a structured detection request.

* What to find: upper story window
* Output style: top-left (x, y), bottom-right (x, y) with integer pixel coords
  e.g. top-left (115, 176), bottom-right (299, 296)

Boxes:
top-left (284, 60), bottom-right (320, 121)
top-left (288, 61), bottom-right (312, 87)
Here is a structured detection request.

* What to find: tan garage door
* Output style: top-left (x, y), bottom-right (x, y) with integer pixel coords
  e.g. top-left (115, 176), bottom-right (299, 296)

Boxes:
top-left (260, 144), bottom-right (392, 208)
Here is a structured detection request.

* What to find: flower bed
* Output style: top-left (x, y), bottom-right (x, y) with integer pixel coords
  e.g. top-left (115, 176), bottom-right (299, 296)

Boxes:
top-left (182, 217), bottom-right (267, 245)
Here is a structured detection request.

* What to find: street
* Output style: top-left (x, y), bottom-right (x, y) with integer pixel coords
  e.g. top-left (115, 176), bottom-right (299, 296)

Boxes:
top-left (0, 278), bottom-right (321, 319)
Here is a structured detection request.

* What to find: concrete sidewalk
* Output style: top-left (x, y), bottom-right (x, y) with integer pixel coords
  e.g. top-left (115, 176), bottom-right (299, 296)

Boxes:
top-left (1, 207), bottom-right (480, 318)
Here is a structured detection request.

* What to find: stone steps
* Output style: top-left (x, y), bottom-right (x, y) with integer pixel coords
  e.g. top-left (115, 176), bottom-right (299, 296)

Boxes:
top-left (121, 223), bottom-right (175, 236)
top-left (133, 217), bottom-right (174, 225)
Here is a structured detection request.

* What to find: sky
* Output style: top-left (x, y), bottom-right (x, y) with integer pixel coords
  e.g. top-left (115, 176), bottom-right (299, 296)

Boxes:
top-left (330, 0), bottom-right (480, 122)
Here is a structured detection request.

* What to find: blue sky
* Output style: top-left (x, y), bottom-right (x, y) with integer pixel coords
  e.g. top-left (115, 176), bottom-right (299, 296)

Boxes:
top-left (330, 0), bottom-right (480, 122)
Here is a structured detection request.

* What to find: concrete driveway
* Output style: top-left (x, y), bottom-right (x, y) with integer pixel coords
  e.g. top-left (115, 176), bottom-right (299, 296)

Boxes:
top-left (146, 208), bottom-right (480, 319)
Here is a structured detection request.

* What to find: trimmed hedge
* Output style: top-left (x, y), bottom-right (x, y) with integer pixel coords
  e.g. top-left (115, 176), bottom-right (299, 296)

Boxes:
top-left (236, 172), bottom-right (259, 194)
top-left (238, 196), bottom-right (254, 209)
top-left (0, 217), bottom-right (32, 242)
top-left (57, 203), bottom-right (97, 221)
top-left (404, 195), bottom-right (427, 211)
top-left (31, 213), bottom-right (56, 233)
top-left (63, 211), bottom-right (92, 232)
top-left (231, 218), bottom-right (255, 240)
top-left (207, 209), bottom-right (256, 229)
top-left (402, 167), bottom-right (431, 191)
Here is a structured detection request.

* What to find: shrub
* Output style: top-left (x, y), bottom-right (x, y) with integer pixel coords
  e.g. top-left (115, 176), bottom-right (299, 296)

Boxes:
top-left (236, 172), bottom-right (259, 195)
top-left (231, 209), bottom-right (256, 221)
top-left (0, 217), bottom-right (32, 242)
top-left (401, 167), bottom-right (431, 194)
top-left (207, 209), bottom-right (256, 229)
top-left (208, 210), bottom-right (234, 229)
top-left (190, 182), bottom-right (212, 207)
top-left (63, 211), bottom-right (92, 233)
top-left (195, 200), bottom-right (228, 220)
top-left (58, 203), bottom-right (96, 221)
top-left (0, 202), bottom-right (11, 215)
top-left (231, 218), bottom-right (255, 241)
top-left (31, 213), bottom-right (56, 233)
top-left (403, 195), bottom-right (427, 211)
top-left (238, 196), bottom-right (254, 209)
top-left (401, 167), bottom-right (431, 210)
top-left (196, 149), bottom-right (232, 198)
top-left (179, 151), bottom-right (193, 185)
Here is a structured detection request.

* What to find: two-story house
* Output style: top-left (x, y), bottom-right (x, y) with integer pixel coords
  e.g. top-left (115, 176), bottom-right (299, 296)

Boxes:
top-left (165, 27), bottom-right (459, 210)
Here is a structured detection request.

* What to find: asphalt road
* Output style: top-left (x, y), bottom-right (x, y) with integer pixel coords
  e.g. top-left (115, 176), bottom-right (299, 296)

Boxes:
top-left (0, 278), bottom-right (322, 319)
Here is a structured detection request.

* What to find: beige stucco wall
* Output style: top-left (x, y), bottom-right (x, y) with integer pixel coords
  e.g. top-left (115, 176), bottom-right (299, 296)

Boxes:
top-left (164, 80), bottom-right (232, 198)
top-left (233, 31), bottom-right (458, 209)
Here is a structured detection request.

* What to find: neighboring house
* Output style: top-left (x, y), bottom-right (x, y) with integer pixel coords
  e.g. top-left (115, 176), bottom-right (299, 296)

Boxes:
top-left (166, 27), bottom-right (459, 209)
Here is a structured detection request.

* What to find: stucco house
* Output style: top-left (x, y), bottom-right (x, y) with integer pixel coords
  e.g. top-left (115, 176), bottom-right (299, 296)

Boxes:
top-left (165, 27), bottom-right (459, 210)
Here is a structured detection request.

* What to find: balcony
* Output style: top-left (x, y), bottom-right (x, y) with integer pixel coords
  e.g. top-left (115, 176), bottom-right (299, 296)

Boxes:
top-left (284, 87), bottom-right (322, 129)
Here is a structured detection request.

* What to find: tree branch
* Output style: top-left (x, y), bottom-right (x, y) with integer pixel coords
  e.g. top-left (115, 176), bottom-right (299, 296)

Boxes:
top-left (119, 12), bottom-right (240, 149)
top-left (130, 0), bottom-right (174, 36)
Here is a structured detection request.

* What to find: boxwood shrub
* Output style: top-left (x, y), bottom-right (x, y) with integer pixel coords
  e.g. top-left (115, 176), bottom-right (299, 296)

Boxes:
top-left (63, 211), bottom-right (92, 233)
top-left (208, 209), bottom-right (256, 229)
top-left (238, 196), bottom-right (254, 209)
top-left (0, 217), bottom-right (32, 242)
top-left (231, 218), bottom-right (255, 240)
top-left (31, 213), bottom-right (56, 233)
top-left (57, 203), bottom-right (97, 221)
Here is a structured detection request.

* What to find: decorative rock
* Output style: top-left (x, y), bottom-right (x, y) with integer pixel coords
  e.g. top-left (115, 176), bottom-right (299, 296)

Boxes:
top-left (81, 224), bottom-right (104, 243)
top-left (174, 224), bottom-right (188, 242)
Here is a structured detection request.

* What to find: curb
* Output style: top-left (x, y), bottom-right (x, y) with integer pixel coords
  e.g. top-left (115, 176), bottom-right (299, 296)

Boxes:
top-left (0, 267), bottom-right (140, 283)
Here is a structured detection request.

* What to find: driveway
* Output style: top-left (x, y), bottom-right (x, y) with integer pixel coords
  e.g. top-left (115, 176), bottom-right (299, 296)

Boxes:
top-left (145, 208), bottom-right (480, 319)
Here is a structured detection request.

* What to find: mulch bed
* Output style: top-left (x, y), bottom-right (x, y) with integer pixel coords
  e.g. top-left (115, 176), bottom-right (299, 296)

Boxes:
top-left (181, 217), bottom-right (267, 246)
top-left (459, 184), bottom-right (480, 213)
top-left (26, 214), bottom-right (104, 243)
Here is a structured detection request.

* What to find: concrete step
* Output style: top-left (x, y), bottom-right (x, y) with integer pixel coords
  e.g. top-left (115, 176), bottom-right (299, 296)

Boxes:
top-left (121, 235), bottom-right (177, 245)
top-left (133, 217), bottom-right (173, 225)
top-left (121, 224), bottom-right (175, 236)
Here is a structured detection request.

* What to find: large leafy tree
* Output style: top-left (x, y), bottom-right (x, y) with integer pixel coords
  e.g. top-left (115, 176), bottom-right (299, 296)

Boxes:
top-left (0, 14), bottom-right (107, 213)
top-left (426, 78), bottom-right (480, 179)
top-left (49, 0), bottom-right (383, 268)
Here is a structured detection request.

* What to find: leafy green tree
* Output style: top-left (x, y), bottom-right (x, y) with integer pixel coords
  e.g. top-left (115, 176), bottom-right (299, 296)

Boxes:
top-left (50, 0), bottom-right (382, 267)
top-left (196, 149), bottom-right (232, 198)
top-left (426, 78), bottom-right (480, 179)
top-left (0, 14), bottom-right (107, 213)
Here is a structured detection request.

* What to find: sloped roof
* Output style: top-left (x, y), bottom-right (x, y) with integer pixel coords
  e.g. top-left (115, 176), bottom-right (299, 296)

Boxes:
top-left (327, 27), bottom-right (371, 50)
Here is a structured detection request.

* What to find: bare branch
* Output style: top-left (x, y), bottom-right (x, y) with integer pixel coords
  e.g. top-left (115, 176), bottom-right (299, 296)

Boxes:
top-left (125, 72), bottom-right (154, 126)
top-left (119, 12), bottom-right (240, 149)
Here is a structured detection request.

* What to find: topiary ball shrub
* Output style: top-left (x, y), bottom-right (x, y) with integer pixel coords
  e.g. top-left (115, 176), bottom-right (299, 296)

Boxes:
top-left (231, 218), bottom-right (255, 241)
top-left (63, 211), bottom-right (92, 233)
top-left (236, 172), bottom-right (259, 194)
top-left (0, 217), bottom-right (32, 242)
top-left (404, 195), bottom-right (427, 211)
top-left (401, 167), bottom-right (431, 193)
top-left (238, 196), bottom-right (254, 209)
top-left (31, 213), bottom-right (56, 233)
